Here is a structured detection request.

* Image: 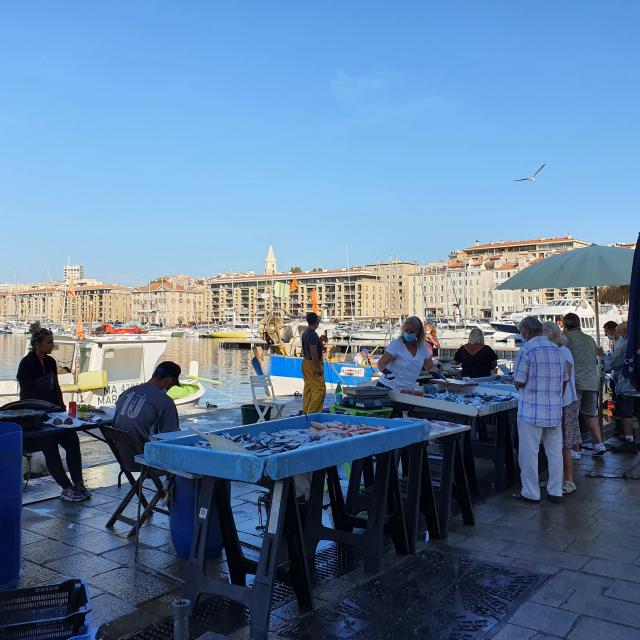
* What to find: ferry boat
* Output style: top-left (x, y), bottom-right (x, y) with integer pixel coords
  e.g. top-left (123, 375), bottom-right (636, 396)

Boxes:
top-left (0, 334), bottom-right (205, 409)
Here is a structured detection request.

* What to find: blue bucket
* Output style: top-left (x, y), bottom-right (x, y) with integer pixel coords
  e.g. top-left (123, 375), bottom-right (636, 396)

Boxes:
top-left (0, 422), bottom-right (22, 590)
top-left (170, 476), bottom-right (223, 560)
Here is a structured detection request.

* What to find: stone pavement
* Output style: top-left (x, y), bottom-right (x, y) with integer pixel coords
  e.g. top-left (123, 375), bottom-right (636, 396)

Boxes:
top-left (16, 421), bottom-right (640, 640)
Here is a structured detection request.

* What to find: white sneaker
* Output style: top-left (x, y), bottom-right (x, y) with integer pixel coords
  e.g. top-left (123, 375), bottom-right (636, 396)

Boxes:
top-left (562, 480), bottom-right (576, 495)
top-left (593, 443), bottom-right (607, 456)
top-left (570, 450), bottom-right (581, 460)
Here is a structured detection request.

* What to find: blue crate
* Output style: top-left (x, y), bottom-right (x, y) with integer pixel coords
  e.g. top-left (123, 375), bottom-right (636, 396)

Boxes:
top-left (144, 413), bottom-right (430, 482)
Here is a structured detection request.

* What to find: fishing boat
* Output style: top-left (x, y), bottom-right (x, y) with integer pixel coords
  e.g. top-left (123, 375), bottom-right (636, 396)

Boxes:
top-left (269, 353), bottom-right (376, 395)
top-left (0, 334), bottom-right (205, 410)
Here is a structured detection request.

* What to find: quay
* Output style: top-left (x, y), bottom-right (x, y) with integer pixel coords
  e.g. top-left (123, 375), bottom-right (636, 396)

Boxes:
top-left (12, 398), bottom-right (640, 640)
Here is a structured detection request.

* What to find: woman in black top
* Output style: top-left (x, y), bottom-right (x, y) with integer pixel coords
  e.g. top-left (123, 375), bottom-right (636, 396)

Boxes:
top-left (17, 329), bottom-right (89, 502)
top-left (453, 328), bottom-right (498, 378)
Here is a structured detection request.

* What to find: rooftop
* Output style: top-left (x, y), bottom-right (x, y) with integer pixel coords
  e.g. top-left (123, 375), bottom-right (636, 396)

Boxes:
top-left (463, 236), bottom-right (587, 252)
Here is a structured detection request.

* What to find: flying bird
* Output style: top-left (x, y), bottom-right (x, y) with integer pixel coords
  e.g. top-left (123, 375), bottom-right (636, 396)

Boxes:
top-left (514, 164), bottom-right (546, 182)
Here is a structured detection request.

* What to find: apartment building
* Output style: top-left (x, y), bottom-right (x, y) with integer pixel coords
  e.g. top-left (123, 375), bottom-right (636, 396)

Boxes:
top-left (0, 284), bottom-right (132, 324)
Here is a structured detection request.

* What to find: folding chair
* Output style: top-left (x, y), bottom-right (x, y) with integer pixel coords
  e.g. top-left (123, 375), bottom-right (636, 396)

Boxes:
top-left (100, 426), bottom-right (169, 537)
top-left (249, 375), bottom-right (291, 422)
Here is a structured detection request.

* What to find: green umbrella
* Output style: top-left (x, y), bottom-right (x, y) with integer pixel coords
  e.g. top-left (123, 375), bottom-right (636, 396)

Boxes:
top-left (496, 244), bottom-right (633, 343)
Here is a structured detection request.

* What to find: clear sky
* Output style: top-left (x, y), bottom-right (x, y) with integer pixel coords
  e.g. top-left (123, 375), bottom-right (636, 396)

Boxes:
top-left (1, 2), bottom-right (638, 285)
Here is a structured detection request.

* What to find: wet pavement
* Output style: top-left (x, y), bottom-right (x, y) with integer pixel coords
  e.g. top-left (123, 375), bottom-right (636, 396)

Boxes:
top-left (15, 411), bottom-right (640, 640)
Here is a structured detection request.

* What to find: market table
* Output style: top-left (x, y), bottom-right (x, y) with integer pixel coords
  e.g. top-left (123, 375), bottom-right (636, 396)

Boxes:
top-left (389, 385), bottom-right (519, 492)
top-left (344, 420), bottom-right (474, 544)
top-left (142, 412), bottom-right (430, 640)
top-left (19, 408), bottom-right (115, 447)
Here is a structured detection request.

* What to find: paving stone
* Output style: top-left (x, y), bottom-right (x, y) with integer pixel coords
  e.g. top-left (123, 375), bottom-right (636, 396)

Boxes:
top-left (27, 518), bottom-right (96, 541)
top-left (21, 507), bottom-right (54, 527)
top-left (492, 514), bottom-right (556, 533)
top-left (509, 601), bottom-right (578, 636)
top-left (18, 561), bottom-right (68, 587)
top-left (594, 531), bottom-right (640, 551)
top-left (45, 503), bottom-right (102, 522)
top-left (565, 540), bottom-right (638, 564)
top-left (102, 545), bottom-right (181, 570)
top-left (90, 592), bottom-right (137, 628)
top-left (22, 539), bottom-right (82, 564)
top-left (529, 569), bottom-right (612, 608)
top-left (604, 579), bottom-right (640, 605)
top-left (451, 536), bottom-right (511, 554)
top-left (583, 558), bottom-right (640, 583)
top-left (568, 617), bottom-right (640, 640)
top-left (21, 529), bottom-right (47, 545)
top-left (89, 567), bottom-right (178, 604)
top-left (66, 530), bottom-right (131, 554)
top-left (563, 592), bottom-right (640, 629)
top-left (45, 551), bottom-right (122, 578)
top-left (500, 543), bottom-right (589, 571)
top-left (490, 623), bottom-right (536, 639)
top-left (136, 525), bottom-right (173, 548)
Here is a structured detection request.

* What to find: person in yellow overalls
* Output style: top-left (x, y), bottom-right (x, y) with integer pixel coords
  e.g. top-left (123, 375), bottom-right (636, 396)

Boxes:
top-left (301, 312), bottom-right (326, 414)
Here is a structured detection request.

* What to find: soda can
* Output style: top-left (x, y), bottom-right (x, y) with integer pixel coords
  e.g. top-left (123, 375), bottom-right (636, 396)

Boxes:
top-left (69, 401), bottom-right (77, 418)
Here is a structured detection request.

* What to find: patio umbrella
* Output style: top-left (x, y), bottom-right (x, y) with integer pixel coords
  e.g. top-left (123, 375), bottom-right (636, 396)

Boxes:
top-left (496, 243), bottom-right (634, 344)
top-left (624, 234), bottom-right (640, 390)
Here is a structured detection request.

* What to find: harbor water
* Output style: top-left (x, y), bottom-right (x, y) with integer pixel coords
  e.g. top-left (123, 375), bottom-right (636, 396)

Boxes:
top-left (0, 334), bottom-right (258, 408)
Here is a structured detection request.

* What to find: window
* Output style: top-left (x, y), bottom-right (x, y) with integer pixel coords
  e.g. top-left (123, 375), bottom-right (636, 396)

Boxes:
top-left (102, 346), bottom-right (144, 382)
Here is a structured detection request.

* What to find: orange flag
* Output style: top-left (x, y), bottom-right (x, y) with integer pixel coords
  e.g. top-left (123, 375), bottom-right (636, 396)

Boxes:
top-left (290, 277), bottom-right (298, 294)
top-left (66, 288), bottom-right (76, 299)
top-left (311, 289), bottom-right (319, 313)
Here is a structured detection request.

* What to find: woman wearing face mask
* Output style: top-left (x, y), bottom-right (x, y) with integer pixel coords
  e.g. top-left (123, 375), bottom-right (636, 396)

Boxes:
top-left (376, 316), bottom-right (435, 390)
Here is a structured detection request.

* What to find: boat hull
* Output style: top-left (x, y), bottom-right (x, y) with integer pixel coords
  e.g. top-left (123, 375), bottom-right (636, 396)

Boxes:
top-left (269, 354), bottom-right (375, 396)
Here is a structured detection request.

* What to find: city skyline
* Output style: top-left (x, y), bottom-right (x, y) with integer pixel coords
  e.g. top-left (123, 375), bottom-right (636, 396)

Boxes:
top-left (1, 3), bottom-right (639, 282)
top-left (1, 235), bottom-right (634, 289)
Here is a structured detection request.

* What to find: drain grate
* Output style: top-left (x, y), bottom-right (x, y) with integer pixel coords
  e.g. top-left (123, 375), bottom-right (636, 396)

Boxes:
top-left (273, 549), bottom-right (546, 639)
top-left (119, 540), bottom-right (381, 640)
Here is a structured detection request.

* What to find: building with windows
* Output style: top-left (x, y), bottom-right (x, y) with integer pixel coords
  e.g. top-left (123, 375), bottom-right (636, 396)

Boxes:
top-left (64, 264), bottom-right (85, 284)
top-left (413, 236), bottom-right (590, 320)
top-left (131, 277), bottom-right (208, 326)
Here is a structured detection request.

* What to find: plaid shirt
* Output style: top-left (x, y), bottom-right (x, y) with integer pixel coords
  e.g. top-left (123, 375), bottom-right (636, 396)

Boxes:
top-left (513, 336), bottom-right (567, 427)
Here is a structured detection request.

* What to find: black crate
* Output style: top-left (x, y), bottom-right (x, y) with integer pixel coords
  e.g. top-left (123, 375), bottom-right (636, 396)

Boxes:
top-left (0, 612), bottom-right (90, 640)
top-left (0, 580), bottom-right (90, 637)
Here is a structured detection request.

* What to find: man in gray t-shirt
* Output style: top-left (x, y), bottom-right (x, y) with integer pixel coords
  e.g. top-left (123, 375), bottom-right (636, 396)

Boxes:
top-left (114, 361), bottom-right (181, 452)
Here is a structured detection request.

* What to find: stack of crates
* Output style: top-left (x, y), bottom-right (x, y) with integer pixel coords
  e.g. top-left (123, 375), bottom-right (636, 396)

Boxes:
top-left (0, 579), bottom-right (93, 640)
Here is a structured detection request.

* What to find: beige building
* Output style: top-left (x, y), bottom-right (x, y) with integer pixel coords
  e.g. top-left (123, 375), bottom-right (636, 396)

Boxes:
top-left (414, 236), bottom-right (590, 320)
top-left (208, 267), bottom-right (383, 323)
top-left (0, 284), bottom-right (132, 325)
top-left (132, 278), bottom-right (208, 326)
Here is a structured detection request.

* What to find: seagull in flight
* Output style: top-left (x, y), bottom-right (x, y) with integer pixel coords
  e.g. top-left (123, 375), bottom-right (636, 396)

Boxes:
top-left (514, 164), bottom-right (546, 182)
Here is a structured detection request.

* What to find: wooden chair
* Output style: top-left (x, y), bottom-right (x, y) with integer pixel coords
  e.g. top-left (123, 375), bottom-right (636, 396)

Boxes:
top-left (100, 426), bottom-right (169, 537)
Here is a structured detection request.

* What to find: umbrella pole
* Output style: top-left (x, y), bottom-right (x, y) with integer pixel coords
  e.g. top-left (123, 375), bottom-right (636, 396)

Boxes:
top-left (594, 286), bottom-right (601, 346)
top-left (594, 286), bottom-right (605, 441)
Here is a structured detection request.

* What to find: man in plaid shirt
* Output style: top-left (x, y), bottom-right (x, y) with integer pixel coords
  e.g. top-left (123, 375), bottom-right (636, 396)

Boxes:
top-left (513, 316), bottom-right (568, 503)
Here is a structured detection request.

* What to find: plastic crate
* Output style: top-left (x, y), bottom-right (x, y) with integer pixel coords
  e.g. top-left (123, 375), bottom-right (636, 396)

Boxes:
top-left (0, 580), bottom-right (91, 640)
top-left (0, 612), bottom-right (91, 640)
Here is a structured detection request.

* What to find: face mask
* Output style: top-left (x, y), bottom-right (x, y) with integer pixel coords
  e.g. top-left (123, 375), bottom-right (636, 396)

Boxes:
top-left (403, 331), bottom-right (417, 342)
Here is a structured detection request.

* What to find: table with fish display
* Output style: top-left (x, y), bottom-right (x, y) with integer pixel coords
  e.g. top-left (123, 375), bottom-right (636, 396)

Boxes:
top-left (143, 413), bottom-right (432, 640)
top-left (389, 384), bottom-right (519, 491)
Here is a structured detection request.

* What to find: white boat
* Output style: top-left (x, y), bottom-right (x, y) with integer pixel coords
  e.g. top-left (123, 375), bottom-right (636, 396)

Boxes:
top-left (0, 334), bottom-right (205, 410)
top-left (210, 323), bottom-right (260, 340)
top-left (526, 299), bottom-right (626, 338)
top-left (331, 321), bottom-right (394, 347)
top-left (435, 319), bottom-right (495, 342)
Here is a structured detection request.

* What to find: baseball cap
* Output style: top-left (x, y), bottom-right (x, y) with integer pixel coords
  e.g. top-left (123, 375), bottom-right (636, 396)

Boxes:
top-left (154, 361), bottom-right (182, 385)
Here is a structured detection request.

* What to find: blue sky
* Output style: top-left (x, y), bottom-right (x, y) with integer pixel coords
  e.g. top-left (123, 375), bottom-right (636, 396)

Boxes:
top-left (1, 2), bottom-right (638, 285)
